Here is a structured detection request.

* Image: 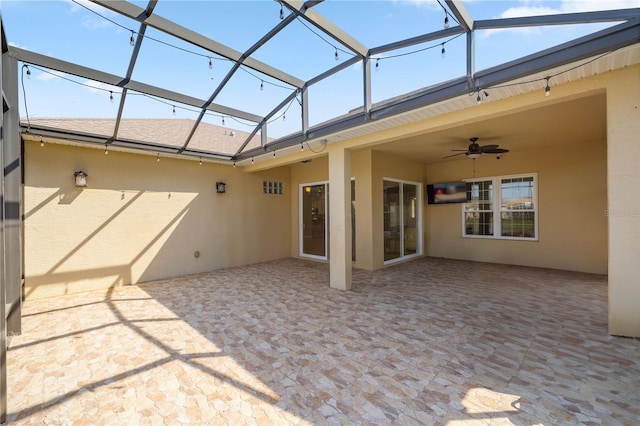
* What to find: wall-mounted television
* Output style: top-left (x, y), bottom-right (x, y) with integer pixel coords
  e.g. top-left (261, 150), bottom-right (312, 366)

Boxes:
top-left (426, 181), bottom-right (467, 204)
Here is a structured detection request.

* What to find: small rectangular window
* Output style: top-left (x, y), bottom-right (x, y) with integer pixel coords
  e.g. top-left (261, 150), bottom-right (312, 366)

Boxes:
top-left (263, 180), bottom-right (284, 195)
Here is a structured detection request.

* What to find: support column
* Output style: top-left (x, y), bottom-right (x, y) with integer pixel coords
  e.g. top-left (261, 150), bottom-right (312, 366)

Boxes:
top-left (607, 68), bottom-right (640, 337)
top-left (328, 145), bottom-right (352, 290)
top-left (2, 53), bottom-right (22, 336)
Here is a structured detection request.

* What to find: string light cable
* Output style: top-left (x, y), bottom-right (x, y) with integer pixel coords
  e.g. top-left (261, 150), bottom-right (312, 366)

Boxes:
top-left (238, 66), bottom-right (294, 91)
top-left (21, 63), bottom-right (262, 128)
top-left (476, 48), bottom-right (621, 98)
top-left (266, 93), bottom-right (301, 125)
top-left (294, 16), bottom-right (355, 61)
top-left (373, 32), bottom-right (465, 68)
top-left (20, 64), bottom-right (32, 133)
top-left (69, 0), bottom-right (284, 90)
top-left (302, 139), bottom-right (328, 154)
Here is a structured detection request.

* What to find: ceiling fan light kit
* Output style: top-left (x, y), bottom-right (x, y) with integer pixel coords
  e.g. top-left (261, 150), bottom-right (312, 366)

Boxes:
top-left (444, 137), bottom-right (509, 160)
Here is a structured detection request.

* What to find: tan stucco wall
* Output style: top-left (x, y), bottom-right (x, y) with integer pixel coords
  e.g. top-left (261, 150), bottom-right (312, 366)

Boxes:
top-left (425, 138), bottom-right (608, 274)
top-left (24, 142), bottom-right (291, 300)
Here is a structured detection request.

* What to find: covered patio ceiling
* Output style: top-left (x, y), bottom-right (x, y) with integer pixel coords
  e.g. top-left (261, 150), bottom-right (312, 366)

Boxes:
top-left (3, 1), bottom-right (639, 165)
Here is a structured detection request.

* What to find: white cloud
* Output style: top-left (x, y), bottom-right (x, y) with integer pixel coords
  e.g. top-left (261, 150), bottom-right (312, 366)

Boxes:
top-left (558, 0), bottom-right (639, 13)
top-left (66, 0), bottom-right (117, 30)
top-left (393, 0), bottom-right (441, 11)
top-left (8, 41), bottom-right (29, 50)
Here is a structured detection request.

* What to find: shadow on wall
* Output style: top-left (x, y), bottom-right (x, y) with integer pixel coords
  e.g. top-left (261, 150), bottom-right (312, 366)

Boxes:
top-left (24, 187), bottom-right (198, 299)
top-left (24, 150), bottom-right (292, 300)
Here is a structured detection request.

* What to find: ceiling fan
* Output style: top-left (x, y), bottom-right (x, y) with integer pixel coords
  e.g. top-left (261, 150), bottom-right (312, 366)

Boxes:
top-left (444, 137), bottom-right (509, 159)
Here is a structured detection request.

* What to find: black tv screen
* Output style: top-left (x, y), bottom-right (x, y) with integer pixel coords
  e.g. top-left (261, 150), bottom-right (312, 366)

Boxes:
top-left (426, 182), bottom-right (467, 204)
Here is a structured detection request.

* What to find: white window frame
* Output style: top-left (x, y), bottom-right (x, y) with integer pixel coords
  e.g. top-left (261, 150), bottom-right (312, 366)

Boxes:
top-left (462, 173), bottom-right (538, 241)
top-left (299, 181), bottom-right (329, 260)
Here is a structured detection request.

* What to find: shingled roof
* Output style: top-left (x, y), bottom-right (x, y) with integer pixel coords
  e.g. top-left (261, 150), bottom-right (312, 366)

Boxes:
top-left (24, 118), bottom-right (263, 155)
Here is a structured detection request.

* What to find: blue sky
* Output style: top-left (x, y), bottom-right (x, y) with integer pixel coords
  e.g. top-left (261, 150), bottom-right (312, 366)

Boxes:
top-left (3, 0), bottom-right (637, 138)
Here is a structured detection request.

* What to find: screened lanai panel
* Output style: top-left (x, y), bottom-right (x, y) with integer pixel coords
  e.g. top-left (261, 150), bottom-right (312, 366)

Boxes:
top-left (263, 94), bottom-right (303, 140)
top-left (474, 22), bottom-right (629, 71)
top-left (18, 66), bottom-right (119, 132)
top-left (151, 0), bottom-right (279, 53)
top-left (212, 66), bottom-right (297, 118)
top-left (307, 64), bottom-right (363, 129)
top-left (130, 26), bottom-right (235, 102)
top-left (118, 94), bottom-right (201, 149)
top-left (249, 16), bottom-right (357, 82)
top-left (191, 114), bottom-right (261, 156)
top-left (315, 0), bottom-right (454, 47)
top-left (3, 1), bottom-right (134, 76)
top-left (370, 34), bottom-right (467, 105)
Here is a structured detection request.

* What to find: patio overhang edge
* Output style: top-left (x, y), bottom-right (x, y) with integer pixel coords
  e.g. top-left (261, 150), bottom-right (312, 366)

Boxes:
top-left (20, 123), bottom-right (233, 162)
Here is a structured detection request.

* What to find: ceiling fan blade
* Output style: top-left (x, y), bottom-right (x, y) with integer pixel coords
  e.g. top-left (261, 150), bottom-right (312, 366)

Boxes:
top-left (443, 152), bottom-right (467, 159)
top-left (450, 149), bottom-right (469, 152)
top-left (479, 144), bottom-right (499, 151)
top-left (483, 148), bottom-right (509, 154)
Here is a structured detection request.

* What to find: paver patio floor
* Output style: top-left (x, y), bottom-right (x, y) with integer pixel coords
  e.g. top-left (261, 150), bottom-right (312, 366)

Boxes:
top-left (6, 257), bottom-right (640, 425)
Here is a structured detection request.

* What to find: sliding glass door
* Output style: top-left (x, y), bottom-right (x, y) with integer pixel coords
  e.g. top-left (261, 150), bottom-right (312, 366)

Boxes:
top-left (383, 179), bottom-right (421, 263)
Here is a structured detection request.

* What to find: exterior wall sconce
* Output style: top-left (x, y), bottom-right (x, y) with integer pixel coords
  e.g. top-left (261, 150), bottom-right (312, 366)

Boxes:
top-left (74, 171), bottom-right (88, 187)
top-left (216, 181), bottom-right (226, 193)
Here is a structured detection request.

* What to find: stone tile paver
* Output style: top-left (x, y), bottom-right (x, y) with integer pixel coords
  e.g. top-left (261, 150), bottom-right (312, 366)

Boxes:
top-left (7, 257), bottom-right (640, 425)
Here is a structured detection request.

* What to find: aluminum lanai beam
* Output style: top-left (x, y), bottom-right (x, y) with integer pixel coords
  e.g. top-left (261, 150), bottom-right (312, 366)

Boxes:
top-left (180, 13), bottom-right (299, 152)
top-left (112, 0), bottom-right (158, 143)
top-left (247, 52), bottom-right (361, 158)
top-left (90, 0), bottom-right (305, 89)
top-left (234, 89), bottom-right (301, 158)
top-left (9, 47), bottom-right (262, 123)
top-left (369, 27), bottom-right (465, 56)
top-left (475, 8), bottom-right (640, 30)
top-left (444, 0), bottom-right (474, 32)
top-left (1, 21), bottom-right (8, 426)
top-left (282, 0), bottom-right (369, 58)
top-left (473, 18), bottom-right (640, 88)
